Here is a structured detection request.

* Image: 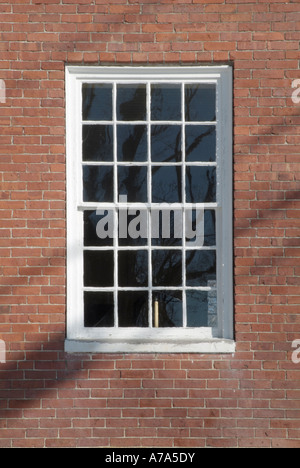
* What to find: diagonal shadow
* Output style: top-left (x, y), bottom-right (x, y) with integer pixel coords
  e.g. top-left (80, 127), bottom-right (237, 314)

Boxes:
top-left (233, 101), bottom-right (300, 352)
top-left (0, 101), bottom-right (300, 447)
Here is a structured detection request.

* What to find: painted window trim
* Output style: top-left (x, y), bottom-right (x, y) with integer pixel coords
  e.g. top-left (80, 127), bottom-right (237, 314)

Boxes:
top-left (65, 66), bottom-right (234, 354)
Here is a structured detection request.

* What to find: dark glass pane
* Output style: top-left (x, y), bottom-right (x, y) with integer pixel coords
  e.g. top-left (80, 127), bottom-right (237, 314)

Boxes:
top-left (185, 209), bottom-right (216, 247)
top-left (152, 166), bottom-right (182, 204)
top-left (82, 84), bottom-right (112, 121)
top-left (118, 166), bottom-right (147, 203)
top-left (83, 166), bottom-right (114, 203)
top-left (185, 84), bottom-right (216, 122)
top-left (186, 167), bottom-right (216, 203)
top-left (119, 209), bottom-right (148, 247)
top-left (186, 290), bottom-right (217, 328)
top-left (204, 210), bottom-right (216, 247)
top-left (186, 250), bottom-right (216, 287)
top-left (117, 84), bottom-right (146, 121)
top-left (83, 125), bottom-right (113, 162)
top-left (185, 125), bottom-right (216, 163)
top-left (84, 210), bottom-right (114, 247)
top-left (117, 125), bottom-right (147, 162)
top-left (84, 251), bottom-right (114, 287)
top-left (151, 84), bottom-right (181, 121)
top-left (118, 250), bottom-right (148, 288)
top-left (151, 125), bottom-right (182, 163)
top-left (84, 292), bottom-right (114, 327)
top-left (152, 209), bottom-right (183, 247)
top-left (153, 291), bottom-right (183, 328)
top-left (152, 250), bottom-right (182, 287)
top-left (118, 291), bottom-right (149, 327)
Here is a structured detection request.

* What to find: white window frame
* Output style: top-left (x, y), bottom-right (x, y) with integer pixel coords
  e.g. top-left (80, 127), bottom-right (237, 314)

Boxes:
top-left (65, 66), bottom-right (234, 354)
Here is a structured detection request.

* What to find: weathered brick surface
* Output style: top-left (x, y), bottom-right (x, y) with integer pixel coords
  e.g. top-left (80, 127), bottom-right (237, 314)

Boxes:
top-left (0, 0), bottom-right (300, 448)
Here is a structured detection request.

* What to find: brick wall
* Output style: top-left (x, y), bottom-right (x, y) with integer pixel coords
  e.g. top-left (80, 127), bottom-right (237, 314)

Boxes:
top-left (1, 0), bottom-right (300, 448)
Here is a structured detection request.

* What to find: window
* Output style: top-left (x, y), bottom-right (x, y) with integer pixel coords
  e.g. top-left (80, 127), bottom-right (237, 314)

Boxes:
top-left (66, 66), bottom-right (234, 353)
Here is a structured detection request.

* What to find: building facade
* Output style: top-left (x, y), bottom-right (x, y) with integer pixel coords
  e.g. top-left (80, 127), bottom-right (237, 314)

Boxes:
top-left (0, 0), bottom-right (300, 448)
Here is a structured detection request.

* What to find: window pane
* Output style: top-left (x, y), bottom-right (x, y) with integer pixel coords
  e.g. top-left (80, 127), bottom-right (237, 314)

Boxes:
top-left (84, 210), bottom-right (114, 247)
top-left (118, 250), bottom-right (148, 287)
top-left (185, 209), bottom-right (216, 247)
top-left (151, 125), bottom-right (182, 163)
top-left (118, 291), bottom-right (149, 327)
top-left (204, 210), bottom-right (216, 247)
top-left (118, 166), bottom-right (147, 203)
top-left (153, 291), bottom-right (183, 328)
top-left (84, 251), bottom-right (114, 287)
top-left (82, 84), bottom-right (112, 121)
top-left (152, 250), bottom-right (182, 287)
top-left (186, 290), bottom-right (217, 328)
top-left (152, 166), bottom-right (182, 203)
top-left (83, 166), bottom-right (114, 203)
top-left (84, 292), bottom-right (114, 327)
top-left (117, 84), bottom-right (146, 121)
top-left (186, 250), bottom-right (216, 287)
top-left (117, 125), bottom-right (147, 162)
top-left (185, 125), bottom-right (216, 163)
top-left (119, 209), bottom-right (148, 247)
top-left (151, 84), bottom-right (181, 121)
top-left (186, 167), bottom-right (216, 203)
top-left (83, 125), bottom-right (113, 162)
top-left (185, 84), bottom-right (216, 122)
top-left (152, 209), bottom-right (183, 247)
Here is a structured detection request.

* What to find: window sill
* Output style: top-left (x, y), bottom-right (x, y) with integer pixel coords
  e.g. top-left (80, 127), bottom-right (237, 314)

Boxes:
top-left (65, 338), bottom-right (235, 354)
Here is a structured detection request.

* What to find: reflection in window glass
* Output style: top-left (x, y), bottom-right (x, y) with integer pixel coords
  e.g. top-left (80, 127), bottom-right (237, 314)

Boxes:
top-left (185, 84), bottom-right (216, 122)
top-left (204, 210), bottom-right (216, 247)
top-left (152, 166), bottom-right (182, 204)
top-left (117, 84), bottom-right (147, 121)
top-left (82, 84), bottom-right (113, 121)
top-left (186, 250), bottom-right (216, 287)
top-left (152, 209), bottom-right (183, 247)
top-left (118, 166), bottom-right (147, 203)
top-left (117, 125), bottom-right (147, 162)
top-left (186, 289), bottom-right (217, 328)
top-left (83, 125), bottom-right (113, 162)
top-left (153, 291), bottom-right (183, 328)
top-left (186, 167), bottom-right (216, 203)
top-left (151, 125), bottom-right (182, 163)
top-left (185, 126), bottom-right (216, 163)
top-left (152, 250), bottom-right (182, 287)
top-left (151, 84), bottom-right (181, 121)
top-left (185, 210), bottom-right (216, 247)
top-left (118, 210), bottom-right (148, 247)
